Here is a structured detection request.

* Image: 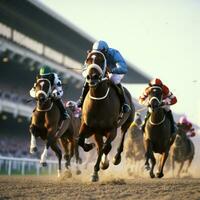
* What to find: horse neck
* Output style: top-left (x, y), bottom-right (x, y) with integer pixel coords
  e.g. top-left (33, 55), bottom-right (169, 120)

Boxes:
top-left (150, 107), bottom-right (165, 124)
top-left (36, 99), bottom-right (53, 112)
top-left (89, 80), bottom-right (109, 98)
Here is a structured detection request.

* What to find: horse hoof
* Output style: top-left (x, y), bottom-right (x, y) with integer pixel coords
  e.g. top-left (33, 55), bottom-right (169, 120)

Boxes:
top-left (76, 169), bottom-right (81, 175)
top-left (64, 169), bottom-right (72, 178)
top-left (91, 174), bottom-right (99, 182)
top-left (112, 155), bottom-right (121, 165)
top-left (84, 143), bottom-right (95, 152)
top-left (150, 172), bottom-right (155, 178)
top-left (100, 161), bottom-right (109, 170)
top-left (40, 162), bottom-right (47, 167)
top-left (30, 147), bottom-right (37, 154)
top-left (156, 172), bottom-right (164, 178)
top-left (145, 165), bottom-right (150, 171)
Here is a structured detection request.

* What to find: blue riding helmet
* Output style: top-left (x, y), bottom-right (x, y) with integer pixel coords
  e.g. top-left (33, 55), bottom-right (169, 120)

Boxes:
top-left (92, 40), bottom-right (109, 52)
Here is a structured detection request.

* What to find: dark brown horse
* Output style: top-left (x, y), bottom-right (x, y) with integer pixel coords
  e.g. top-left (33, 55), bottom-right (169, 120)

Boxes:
top-left (29, 78), bottom-right (81, 177)
top-left (170, 123), bottom-right (195, 177)
top-left (144, 86), bottom-right (175, 178)
top-left (78, 51), bottom-right (135, 182)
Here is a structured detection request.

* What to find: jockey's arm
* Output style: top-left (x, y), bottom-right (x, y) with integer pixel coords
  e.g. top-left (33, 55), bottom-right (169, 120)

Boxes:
top-left (110, 50), bottom-right (128, 74)
top-left (139, 87), bottom-right (150, 106)
top-left (163, 91), bottom-right (177, 106)
top-left (52, 73), bottom-right (63, 98)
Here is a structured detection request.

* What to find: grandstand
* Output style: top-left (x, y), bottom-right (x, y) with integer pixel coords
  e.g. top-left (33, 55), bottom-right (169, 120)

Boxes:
top-left (0, 0), bottom-right (150, 159)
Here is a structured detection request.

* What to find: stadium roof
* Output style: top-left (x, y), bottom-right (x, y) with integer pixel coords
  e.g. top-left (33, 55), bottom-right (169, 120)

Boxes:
top-left (0, 0), bottom-right (150, 83)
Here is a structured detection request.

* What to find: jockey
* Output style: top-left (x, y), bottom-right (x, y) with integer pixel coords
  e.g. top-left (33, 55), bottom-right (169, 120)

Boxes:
top-left (139, 78), bottom-right (177, 134)
top-left (66, 100), bottom-right (81, 118)
top-left (178, 116), bottom-right (196, 137)
top-left (29, 66), bottom-right (69, 120)
top-left (77, 40), bottom-right (130, 113)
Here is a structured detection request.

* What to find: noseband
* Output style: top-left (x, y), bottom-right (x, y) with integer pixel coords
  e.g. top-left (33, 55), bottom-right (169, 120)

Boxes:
top-left (148, 86), bottom-right (165, 126)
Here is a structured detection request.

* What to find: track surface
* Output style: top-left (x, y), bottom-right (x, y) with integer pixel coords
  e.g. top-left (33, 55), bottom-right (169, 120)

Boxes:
top-left (0, 176), bottom-right (200, 200)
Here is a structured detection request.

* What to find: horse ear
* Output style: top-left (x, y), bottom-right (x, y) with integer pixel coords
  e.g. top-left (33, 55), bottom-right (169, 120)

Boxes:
top-left (87, 50), bottom-right (92, 54)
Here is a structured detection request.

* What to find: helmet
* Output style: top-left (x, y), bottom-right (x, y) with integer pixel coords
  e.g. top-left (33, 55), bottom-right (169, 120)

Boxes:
top-left (39, 66), bottom-right (51, 75)
top-left (66, 101), bottom-right (77, 108)
top-left (179, 116), bottom-right (188, 124)
top-left (149, 78), bottom-right (163, 87)
top-left (92, 40), bottom-right (109, 52)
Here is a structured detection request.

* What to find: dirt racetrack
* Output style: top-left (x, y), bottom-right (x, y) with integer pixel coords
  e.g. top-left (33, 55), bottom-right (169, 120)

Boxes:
top-left (0, 175), bottom-right (200, 200)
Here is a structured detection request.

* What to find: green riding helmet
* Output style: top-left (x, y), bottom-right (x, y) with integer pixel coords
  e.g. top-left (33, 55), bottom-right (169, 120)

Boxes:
top-left (39, 66), bottom-right (52, 75)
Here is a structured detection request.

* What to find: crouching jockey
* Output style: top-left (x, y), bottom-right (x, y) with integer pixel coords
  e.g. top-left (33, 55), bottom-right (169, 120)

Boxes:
top-left (30, 66), bottom-right (69, 120)
top-left (77, 40), bottom-right (130, 113)
top-left (178, 116), bottom-right (196, 137)
top-left (66, 100), bottom-right (81, 118)
top-left (139, 78), bottom-right (177, 134)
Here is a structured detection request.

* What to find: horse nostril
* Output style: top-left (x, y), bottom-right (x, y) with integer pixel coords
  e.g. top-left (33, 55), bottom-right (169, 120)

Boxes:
top-left (86, 75), bottom-right (90, 80)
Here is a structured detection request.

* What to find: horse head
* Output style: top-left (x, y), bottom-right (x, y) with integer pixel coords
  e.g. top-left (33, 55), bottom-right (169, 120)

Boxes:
top-left (148, 86), bottom-right (163, 112)
top-left (84, 50), bottom-right (109, 88)
top-left (35, 78), bottom-right (52, 105)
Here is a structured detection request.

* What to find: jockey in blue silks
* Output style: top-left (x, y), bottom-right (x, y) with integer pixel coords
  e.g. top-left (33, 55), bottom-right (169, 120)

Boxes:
top-left (77, 40), bottom-right (130, 113)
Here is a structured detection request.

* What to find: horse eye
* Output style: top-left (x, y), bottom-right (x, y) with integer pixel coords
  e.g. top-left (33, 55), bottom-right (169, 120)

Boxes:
top-left (86, 75), bottom-right (90, 80)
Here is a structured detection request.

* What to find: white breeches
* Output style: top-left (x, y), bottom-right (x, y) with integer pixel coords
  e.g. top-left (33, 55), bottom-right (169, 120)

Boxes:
top-left (108, 73), bottom-right (124, 84)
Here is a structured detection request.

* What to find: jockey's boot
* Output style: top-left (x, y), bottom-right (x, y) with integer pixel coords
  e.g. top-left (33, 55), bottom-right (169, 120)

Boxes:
top-left (55, 99), bottom-right (69, 120)
top-left (166, 110), bottom-right (176, 135)
top-left (77, 81), bottom-right (89, 108)
top-left (141, 111), bottom-right (150, 132)
top-left (116, 83), bottom-right (131, 113)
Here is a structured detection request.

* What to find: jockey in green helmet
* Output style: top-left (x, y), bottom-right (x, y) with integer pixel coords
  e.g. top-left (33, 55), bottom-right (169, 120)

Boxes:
top-left (30, 66), bottom-right (69, 120)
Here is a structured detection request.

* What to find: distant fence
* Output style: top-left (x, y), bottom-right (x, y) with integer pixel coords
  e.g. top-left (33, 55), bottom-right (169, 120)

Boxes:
top-left (0, 156), bottom-right (58, 176)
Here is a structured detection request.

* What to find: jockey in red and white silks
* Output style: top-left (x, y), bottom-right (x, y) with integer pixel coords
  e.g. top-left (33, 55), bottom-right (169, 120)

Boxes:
top-left (139, 78), bottom-right (177, 134)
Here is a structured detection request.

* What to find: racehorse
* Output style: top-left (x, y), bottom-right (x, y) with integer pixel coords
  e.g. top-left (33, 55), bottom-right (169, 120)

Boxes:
top-left (144, 85), bottom-right (175, 178)
top-left (170, 123), bottom-right (195, 177)
top-left (29, 78), bottom-right (81, 177)
top-left (78, 50), bottom-right (135, 182)
top-left (125, 112), bottom-right (145, 176)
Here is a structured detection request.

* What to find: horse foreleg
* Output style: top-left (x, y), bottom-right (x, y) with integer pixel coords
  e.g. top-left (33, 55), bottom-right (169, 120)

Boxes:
top-left (177, 161), bottom-right (184, 178)
top-left (74, 142), bottom-right (82, 175)
top-left (171, 156), bottom-right (175, 178)
top-left (91, 134), bottom-right (103, 182)
top-left (113, 128), bottom-right (126, 165)
top-left (144, 139), bottom-right (155, 178)
top-left (185, 157), bottom-right (193, 174)
top-left (29, 124), bottom-right (38, 154)
top-left (157, 152), bottom-right (169, 178)
top-left (50, 143), bottom-right (62, 178)
top-left (40, 145), bottom-right (49, 167)
top-left (30, 134), bottom-right (37, 154)
top-left (78, 123), bottom-right (95, 152)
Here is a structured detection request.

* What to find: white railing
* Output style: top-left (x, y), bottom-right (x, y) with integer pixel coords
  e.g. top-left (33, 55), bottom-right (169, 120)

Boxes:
top-left (0, 156), bottom-right (58, 176)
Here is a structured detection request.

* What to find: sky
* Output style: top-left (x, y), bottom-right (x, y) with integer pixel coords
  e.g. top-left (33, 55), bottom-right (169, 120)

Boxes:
top-left (40, 0), bottom-right (200, 124)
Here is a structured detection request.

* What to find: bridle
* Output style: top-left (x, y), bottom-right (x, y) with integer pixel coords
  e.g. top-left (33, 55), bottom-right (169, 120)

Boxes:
top-left (35, 78), bottom-right (53, 112)
top-left (148, 86), bottom-right (165, 126)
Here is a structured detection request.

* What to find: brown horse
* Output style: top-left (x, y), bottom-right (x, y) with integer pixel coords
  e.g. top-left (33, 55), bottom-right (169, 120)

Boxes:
top-left (170, 123), bottom-right (195, 177)
top-left (78, 51), bottom-right (135, 182)
top-left (29, 78), bottom-right (81, 177)
top-left (125, 112), bottom-right (145, 176)
top-left (144, 86), bottom-right (175, 178)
